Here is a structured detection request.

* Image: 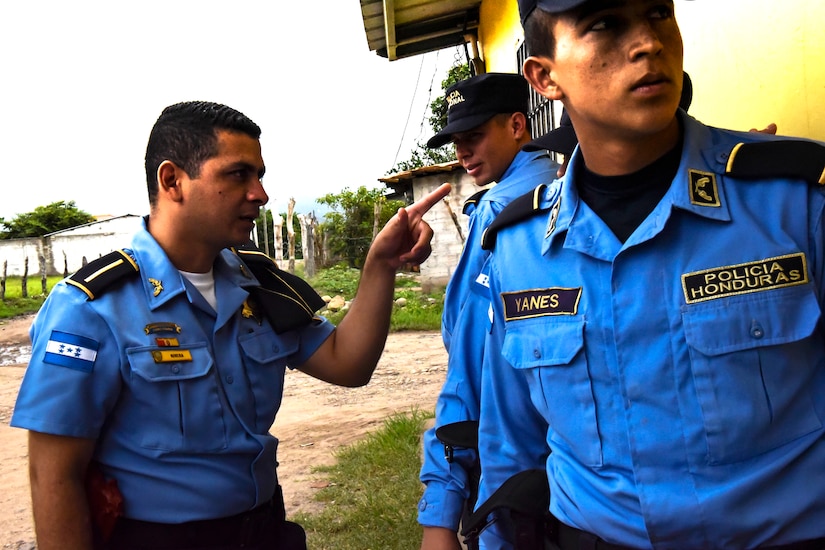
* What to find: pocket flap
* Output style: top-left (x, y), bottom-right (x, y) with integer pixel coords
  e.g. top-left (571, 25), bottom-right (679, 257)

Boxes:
top-left (684, 287), bottom-right (820, 356)
top-left (503, 317), bottom-right (585, 369)
top-left (128, 344), bottom-right (213, 382)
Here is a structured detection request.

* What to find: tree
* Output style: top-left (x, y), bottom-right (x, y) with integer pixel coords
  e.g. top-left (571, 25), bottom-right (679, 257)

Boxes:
top-left (316, 187), bottom-right (405, 268)
top-left (387, 63), bottom-right (472, 174)
top-left (0, 201), bottom-right (96, 239)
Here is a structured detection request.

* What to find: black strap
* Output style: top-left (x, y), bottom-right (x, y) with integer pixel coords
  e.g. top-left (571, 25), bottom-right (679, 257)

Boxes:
top-left (234, 244), bottom-right (325, 333)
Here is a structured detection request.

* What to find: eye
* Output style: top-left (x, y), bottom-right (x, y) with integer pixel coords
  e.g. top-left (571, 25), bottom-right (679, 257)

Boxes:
top-left (649, 4), bottom-right (674, 19)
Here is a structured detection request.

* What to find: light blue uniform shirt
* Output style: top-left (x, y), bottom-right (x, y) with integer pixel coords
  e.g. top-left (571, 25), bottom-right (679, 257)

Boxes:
top-left (12, 221), bottom-right (334, 523)
top-left (485, 114), bottom-right (825, 548)
top-left (418, 150), bottom-right (559, 536)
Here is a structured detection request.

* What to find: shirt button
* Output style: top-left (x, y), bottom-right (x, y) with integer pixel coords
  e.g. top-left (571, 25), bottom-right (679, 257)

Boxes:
top-left (226, 375), bottom-right (234, 384)
top-left (171, 365), bottom-right (180, 374)
top-left (272, 345), bottom-right (280, 353)
top-left (750, 320), bottom-right (764, 339)
top-left (533, 349), bottom-right (541, 359)
top-left (418, 499), bottom-right (427, 511)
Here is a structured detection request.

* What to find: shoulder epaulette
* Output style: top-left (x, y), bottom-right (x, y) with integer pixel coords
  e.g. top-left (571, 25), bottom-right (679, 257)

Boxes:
top-left (234, 244), bottom-right (326, 334)
top-left (725, 140), bottom-right (825, 185)
top-left (481, 184), bottom-right (548, 251)
top-left (462, 189), bottom-right (488, 215)
top-left (66, 250), bottom-right (139, 300)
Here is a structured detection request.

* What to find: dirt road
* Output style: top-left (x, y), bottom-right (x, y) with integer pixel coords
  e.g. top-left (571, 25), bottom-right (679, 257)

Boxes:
top-left (0, 314), bottom-right (447, 549)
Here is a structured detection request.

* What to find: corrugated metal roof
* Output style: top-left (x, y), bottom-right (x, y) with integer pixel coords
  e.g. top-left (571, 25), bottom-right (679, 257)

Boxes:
top-left (360, 0), bottom-right (480, 60)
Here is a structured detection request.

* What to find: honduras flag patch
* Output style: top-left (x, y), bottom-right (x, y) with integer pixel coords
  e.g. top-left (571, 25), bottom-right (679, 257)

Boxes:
top-left (44, 331), bottom-right (99, 372)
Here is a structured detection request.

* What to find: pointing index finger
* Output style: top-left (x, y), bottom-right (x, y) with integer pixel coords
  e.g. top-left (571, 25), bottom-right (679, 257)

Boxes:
top-left (406, 183), bottom-right (452, 220)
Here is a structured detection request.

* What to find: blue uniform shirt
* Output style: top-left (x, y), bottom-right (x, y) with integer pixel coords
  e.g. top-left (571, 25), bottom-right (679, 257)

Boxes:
top-left (486, 114), bottom-right (825, 548)
top-left (418, 150), bottom-right (559, 532)
top-left (12, 220), bottom-right (334, 523)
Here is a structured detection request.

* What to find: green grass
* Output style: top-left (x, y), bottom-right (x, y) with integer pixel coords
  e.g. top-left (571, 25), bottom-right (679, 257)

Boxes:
top-left (0, 276), bottom-right (62, 319)
top-left (294, 409), bottom-right (432, 549)
top-left (308, 266), bottom-right (445, 332)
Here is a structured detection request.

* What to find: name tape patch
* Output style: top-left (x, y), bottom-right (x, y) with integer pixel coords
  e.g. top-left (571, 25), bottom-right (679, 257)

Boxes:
top-left (682, 253), bottom-right (808, 304)
top-left (152, 349), bottom-right (193, 363)
top-left (502, 287), bottom-right (582, 321)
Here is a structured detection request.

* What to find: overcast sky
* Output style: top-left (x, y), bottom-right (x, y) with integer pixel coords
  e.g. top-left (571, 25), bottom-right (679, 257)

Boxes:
top-left (0, 1), bottom-right (455, 221)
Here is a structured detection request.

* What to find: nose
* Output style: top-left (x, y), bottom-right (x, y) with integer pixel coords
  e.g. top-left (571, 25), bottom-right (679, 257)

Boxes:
top-left (249, 178), bottom-right (269, 206)
top-left (628, 20), bottom-right (664, 60)
top-left (455, 142), bottom-right (470, 161)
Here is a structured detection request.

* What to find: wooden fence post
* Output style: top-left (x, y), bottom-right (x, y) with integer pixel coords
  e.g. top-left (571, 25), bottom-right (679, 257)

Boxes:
top-left (22, 256), bottom-right (28, 298)
top-left (1, 260), bottom-right (6, 301)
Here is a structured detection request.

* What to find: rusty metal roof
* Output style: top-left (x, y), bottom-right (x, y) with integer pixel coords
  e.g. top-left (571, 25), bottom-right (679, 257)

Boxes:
top-left (360, 0), bottom-right (480, 60)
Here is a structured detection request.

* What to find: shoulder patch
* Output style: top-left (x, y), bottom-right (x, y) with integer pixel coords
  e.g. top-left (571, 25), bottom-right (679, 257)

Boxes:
top-left (481, 184), bottom-right (548, 251)
top-left (66, 250), bottom-right (139, 300)
top-left (725, 140), bottom-right (825, 185)
top-left (234, 245), bottom-right (326, 333)
top-left (462, 189), bottom-right (488, 215)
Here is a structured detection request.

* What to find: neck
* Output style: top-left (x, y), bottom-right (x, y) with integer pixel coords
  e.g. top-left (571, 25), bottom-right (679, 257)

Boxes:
top-left (147, 215), bottom-right (219, 273)
top-left (576, 118), bottom-right (681, 176)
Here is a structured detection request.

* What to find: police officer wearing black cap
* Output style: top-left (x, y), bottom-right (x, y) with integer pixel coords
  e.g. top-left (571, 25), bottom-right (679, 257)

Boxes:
top-left (476, 0), bottom-right (825, 548)
top-left (419, 72), bottom-right (562, 550)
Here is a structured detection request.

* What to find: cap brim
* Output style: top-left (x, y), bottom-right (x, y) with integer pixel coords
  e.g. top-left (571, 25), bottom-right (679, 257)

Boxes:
top-left (426, 112), bottom-right (498, 149)
top-left (522, 125), bottom-right (578, 156)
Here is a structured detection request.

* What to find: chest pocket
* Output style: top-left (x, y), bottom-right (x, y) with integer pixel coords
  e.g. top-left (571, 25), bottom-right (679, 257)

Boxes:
top-left (502, 316), bottom-right (602, 467)
top-left (683, 286), bottom-right (823, 464)
top-left (239, 328), bottom-right (299, 430)
top-left (128, 343), bottom-right (227, 452)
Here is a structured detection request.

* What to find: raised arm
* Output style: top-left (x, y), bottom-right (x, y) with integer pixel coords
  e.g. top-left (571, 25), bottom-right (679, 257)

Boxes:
top-left (297, 183), bottom-right (452, 386)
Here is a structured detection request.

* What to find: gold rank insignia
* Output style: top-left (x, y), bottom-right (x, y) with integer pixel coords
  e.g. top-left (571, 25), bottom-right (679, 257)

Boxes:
top-left (144, 322), bottom-right (182, 335)
top-left (688, 170), bottom-right (721, 207)
top-left (241, 297), bottom-right (263, 325)
top-left (148, 278), bottom-right (163, 297)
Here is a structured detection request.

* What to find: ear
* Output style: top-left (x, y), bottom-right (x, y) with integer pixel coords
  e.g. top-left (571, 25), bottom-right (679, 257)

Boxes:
top-left (157, 160), bottom-right (185, 202)
top-left (510, 112), bottom-right (529, 140)
top-left (523, 56), bottom-right (563, 101)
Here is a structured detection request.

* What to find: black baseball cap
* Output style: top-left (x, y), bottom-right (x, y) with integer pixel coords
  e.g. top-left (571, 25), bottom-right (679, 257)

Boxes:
top-left (426, 73), bottom-right (530, 149)
top-left (518, 0), bottom-right (589, 23)
top-left (519, 0), bottom-right (695, 24)
top-left (523, 72), bottom-right (694, 156)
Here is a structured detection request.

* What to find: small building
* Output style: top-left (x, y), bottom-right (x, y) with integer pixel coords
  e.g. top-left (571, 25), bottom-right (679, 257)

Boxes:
top-left (381, 161), bottom-right (479, 287)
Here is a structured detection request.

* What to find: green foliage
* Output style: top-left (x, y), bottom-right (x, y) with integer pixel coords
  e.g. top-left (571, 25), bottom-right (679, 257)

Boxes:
top-left (308, 264), bottom-right (362, 297)
top-left (387, 63), bottom-right (473, 175)
top-left (307, 266), bottom-right (444, 331)
top-left (316, 187), bottom-right (405, 268)
top-left (390, 288), bottom-right (444, 332)
top-left (0, 201), bottom-right (96, 239)
top-left (294, 410), bottom-right (433, 550)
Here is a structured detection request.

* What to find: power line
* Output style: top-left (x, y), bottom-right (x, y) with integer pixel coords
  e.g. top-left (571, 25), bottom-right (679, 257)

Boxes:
top-left (391, 54), bottom-right (427, 170)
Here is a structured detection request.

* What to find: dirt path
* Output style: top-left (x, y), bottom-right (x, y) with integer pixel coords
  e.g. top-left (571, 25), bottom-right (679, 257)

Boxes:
top-left (0, 315), bottom-right (447, 549)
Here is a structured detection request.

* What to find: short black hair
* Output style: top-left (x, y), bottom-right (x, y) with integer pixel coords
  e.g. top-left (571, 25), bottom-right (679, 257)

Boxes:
top-left (523, 8), bottom-right (557, 60)
top-left (144, 101), bottom-right (262, 205)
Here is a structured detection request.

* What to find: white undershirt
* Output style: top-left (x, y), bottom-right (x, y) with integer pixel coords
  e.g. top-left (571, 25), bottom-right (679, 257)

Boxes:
top-left (180, 269), bottom-right (217, 310)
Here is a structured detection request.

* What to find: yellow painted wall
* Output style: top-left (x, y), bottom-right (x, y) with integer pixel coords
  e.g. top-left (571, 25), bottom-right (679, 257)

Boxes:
top-left (474, 0), bottom-right (824, 142)
top-left (677, 0), bottom-right (825, 141)
top-left (478, 1), bottom-right (522, 73)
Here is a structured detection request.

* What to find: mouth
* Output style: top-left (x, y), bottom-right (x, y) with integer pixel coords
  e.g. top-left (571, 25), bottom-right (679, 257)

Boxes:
top-left (463, 162), bottom-right (482, 175)
top-left (631, 73), bottom-right (671, 94)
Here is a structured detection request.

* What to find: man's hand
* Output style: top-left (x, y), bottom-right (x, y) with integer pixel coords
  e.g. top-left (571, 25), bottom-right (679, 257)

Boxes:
top-left (421, 526), bottom-right (463, 550)
top-left (367, 183), bottom-right (452, 271)
top-left (750, 123), bottom-right (778, 135)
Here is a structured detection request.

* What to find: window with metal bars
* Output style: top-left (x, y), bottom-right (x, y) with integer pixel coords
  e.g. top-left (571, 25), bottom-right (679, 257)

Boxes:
top-left (517, 41), bottom-right (563, 161)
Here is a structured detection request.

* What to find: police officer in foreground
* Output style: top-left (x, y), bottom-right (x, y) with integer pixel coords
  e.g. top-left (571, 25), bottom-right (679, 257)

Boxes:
top-left (418, 73), bottom-right (563, 550)
top-left (11, 101), bottom-right (450, 550)
top-left (476, 0), bottom-right (825, 548)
